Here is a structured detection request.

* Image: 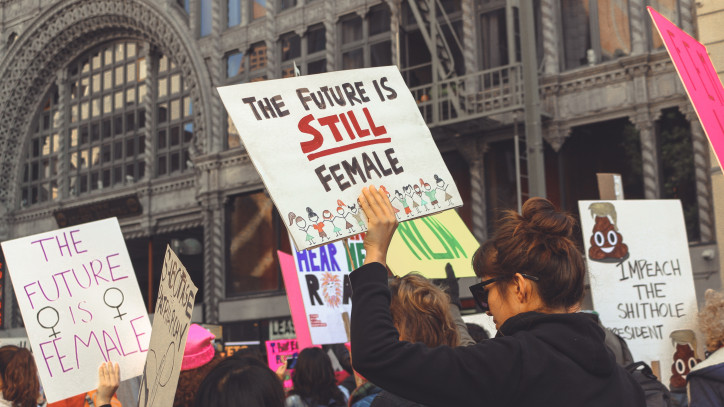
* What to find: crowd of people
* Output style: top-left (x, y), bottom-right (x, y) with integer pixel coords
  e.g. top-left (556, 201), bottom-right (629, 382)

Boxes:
top-left (0, 188), bottom-right (723, 406)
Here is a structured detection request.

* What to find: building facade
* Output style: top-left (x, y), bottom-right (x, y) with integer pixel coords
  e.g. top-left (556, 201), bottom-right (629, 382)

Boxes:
top-left (0, 0), bottom-right (719, 341)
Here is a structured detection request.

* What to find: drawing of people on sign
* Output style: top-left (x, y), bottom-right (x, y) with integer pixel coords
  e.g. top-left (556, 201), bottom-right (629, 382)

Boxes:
top-left (336, 200), bottom-right (355, 234)
top-left (669, 329), bottom-right (701, 390)
top-left (347, 203), bottom-right (366, 231)
top-left (435, 175), bottom-right (454, 206)
top-left (307, 208), bottom-right (329, 243)
top-left (586, 202), bottom-right (629, 262)
top-left (289, 213), bottom-right (316, 246)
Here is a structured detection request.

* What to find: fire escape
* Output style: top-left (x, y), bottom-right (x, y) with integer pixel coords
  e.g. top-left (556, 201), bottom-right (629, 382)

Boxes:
top-left (403, 0), bottom-right (525, 130)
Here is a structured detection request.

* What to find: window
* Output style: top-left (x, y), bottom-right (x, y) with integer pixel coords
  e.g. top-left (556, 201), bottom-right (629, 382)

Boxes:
top-left (155, 54), bottom-right (194, 176)
top-left (177, 0), bottom-right (190, 13)
top-left (201, 0), bottom-right (213, 37)
top-left (226, 192), bottom-right (291, 296)
top-left (279, 0), bottom-right (296, 12)
top-left (561, 0), bottom-right (632, 70)
top-left (19, 41), bottom-right (195, 208)
top-left (279, 25), bottom-right (327, 78)
top-left (228, 0), bottom-right (242, 27)
top-left (225, 43), bottom-right (267, 149)
top-left (252, 0), bottom-right (266, 19)
top-left (339, 5), bottom-right (391, 70)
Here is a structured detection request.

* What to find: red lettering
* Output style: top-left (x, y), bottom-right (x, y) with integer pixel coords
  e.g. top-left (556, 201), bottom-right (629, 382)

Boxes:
top-left (298, 114), bottom-right (324, 154)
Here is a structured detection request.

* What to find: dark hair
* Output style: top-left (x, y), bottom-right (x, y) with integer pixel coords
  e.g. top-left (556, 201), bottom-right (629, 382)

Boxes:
top-left (194, 355), bottom-right (285, 407)
top-left (389, 274), bottom-right (459, 347)
top-left (174, 353), bottom-right (223, 407)
top-left (289, 347), bottom-right (346, 407)
top-left (472, 197), bottom-right (585, 310)
top-left (465, 323), bottom-right (490, 343)
top-left (0, 346), bottom-right (39, 407)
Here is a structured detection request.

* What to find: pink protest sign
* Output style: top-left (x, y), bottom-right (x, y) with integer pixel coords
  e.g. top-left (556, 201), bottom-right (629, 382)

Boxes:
top-left (0, 218), bottom-right (151, 403)
top-left (278, 251), bottom-right (313, 350)
top-left (265, 339), bottom-right (299, 372)
top-left (649, 7), bottom-right (724, 169)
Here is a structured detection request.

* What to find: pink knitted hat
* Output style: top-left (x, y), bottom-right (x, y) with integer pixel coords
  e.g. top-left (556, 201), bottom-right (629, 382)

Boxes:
top-left (181, 324), bottom-right (216, 371)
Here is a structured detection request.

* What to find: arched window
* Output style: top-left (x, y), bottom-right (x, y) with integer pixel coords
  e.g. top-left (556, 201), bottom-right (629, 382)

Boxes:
top-left (19, 40), bottom-right (194, 207)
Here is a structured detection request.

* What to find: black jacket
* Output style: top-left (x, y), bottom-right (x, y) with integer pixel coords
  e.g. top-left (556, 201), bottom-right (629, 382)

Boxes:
top-left (350, 263), bottom-right (646, 407)
top-left (370, 391), bottom-right (428, 407)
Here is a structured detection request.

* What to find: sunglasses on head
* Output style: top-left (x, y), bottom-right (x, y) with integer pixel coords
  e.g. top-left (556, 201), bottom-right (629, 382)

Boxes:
top-left (468, 273), bottom-right (540, 312)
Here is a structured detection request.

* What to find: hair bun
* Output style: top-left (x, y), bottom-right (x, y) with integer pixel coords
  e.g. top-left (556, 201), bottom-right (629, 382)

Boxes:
top-left (521, 198), bottom-right (575, 237)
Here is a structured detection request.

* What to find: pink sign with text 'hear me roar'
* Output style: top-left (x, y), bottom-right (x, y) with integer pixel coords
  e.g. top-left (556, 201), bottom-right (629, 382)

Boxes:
top-left (649, 7), bottom-right (724, 169)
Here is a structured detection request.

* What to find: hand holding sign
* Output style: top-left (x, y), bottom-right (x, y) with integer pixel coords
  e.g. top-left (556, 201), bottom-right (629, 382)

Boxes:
top-left (97, 361), bottom-right (120, 406)
top-left (358, 185), bottom-right (398, 267)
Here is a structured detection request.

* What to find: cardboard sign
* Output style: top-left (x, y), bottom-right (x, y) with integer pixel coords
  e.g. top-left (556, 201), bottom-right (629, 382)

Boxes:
top-left (217, 66), bottom-right (462, 250)
top-left (387, 210), bottom-right (479, 278)
top-left (578, 200), bottom-right (700, 388)
top-left (649, 7), bottom-right (724, 170)
top-left (139, 246), bottom-right (197, 407)
top-left (0, 218), bottom-right (151, 403)
top-left (279, 235), bottom-right (361, 346)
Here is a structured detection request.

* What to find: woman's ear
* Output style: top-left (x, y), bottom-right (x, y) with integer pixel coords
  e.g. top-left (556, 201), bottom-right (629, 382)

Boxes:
top-left (512, 273), bottom-right (530, 303)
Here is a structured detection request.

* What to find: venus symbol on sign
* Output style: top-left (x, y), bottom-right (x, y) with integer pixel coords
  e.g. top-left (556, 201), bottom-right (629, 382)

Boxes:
top-left (36, 306), bottom-right (60, 338)
top-left (104, 287), bottom-right (127, 320)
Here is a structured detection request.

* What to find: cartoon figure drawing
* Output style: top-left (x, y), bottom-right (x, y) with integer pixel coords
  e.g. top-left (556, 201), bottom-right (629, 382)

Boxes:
top-left (587, 202), bottom-right (629, 262)
top-left (670, 330), bottom-right (701, 390)
top-left (421, 179), bottom-right (440, 209)
top-left (336, 200), bottom-right (355, 233)
top-left (347, 203), bottom-right (367, 231)
top-left (395, 190), bottom-right (413, 217)
top-left (321, 272), bottom-right (343, 309)
top-left (323, 209), bottom-right (342, 237)
top-left (307, 207), bottom-right (329, 242)
top-left (414, 183), bottom-right (428, 210)
top-left (380, 185), bottom-right (402, 220)
top-left (404, 185), bottom-right (420, 213)
top-left (435, 174), bottom-right (454, 206)
top-left (289, 212), bottom-right (315, 245)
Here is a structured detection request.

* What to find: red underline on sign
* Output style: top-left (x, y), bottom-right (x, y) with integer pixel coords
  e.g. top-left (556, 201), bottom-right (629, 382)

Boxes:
top-left (306, 138), bottom-right (392, 161)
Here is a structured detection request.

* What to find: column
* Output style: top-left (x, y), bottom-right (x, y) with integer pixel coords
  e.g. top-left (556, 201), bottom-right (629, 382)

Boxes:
top-left (461, 0), bottom-right (477, 75)
top-left (684, 108), bottom-right (715, 242)
top-left (55, 69), bottom-right (69, 199)
top-left (207, 0), bottom-right (224, 154)
top-left (265, 0), bottom-right (277, 79)
top-left (202, 194), bottom-right (225, 324)
top-left (679, 0), bottom-right (694, 36)
top-left (469, 154), bottom-right (488, 242)
top-left (386, 0), bottom-right (401, 68)
top-left (628, 0), bottom-right (647, 55)
top-left (631, 112), bottom-right (661, 199)
top-left (324, 0), bottom-right (337, 71)
top-left (141, 44), bottom-right (156, 180)
top-left (540, 0), bottom-right (559, 74)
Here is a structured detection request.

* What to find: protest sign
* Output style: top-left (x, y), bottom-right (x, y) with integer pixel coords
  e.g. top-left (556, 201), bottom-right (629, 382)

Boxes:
top-left (387, 210), bottom-right (479, 278)
top-left (279, 235), bottom-right (360, 345)
top-left (139, 246), bottom-right (197, 407)
top-left (0, 218), bottom-right (151, 402)
top-left (578, 200), bottom-right (700, 388)
top-left (217, 66), bottom-right (462, 250)
top-left (649, 7), bottom-right (724, 170)
top-left (266, 339), bottom-right (299, 389)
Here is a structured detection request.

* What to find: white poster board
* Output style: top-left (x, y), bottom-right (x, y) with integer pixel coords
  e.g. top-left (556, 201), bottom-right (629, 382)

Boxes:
top-left (139, 246), bottom-right (197, 407)
top-left (578, 200), bottom-right (700, 388)
top-left (0, 218), bottom-right (152, 402)
top-left (285, 235), bottom-right (361, 344)
top-left (218, 66), bottom-right (462, 250)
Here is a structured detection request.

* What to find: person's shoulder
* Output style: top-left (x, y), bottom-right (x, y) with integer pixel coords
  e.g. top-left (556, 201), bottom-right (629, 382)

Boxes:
top-left (285, 394), bottom-right (305, 407)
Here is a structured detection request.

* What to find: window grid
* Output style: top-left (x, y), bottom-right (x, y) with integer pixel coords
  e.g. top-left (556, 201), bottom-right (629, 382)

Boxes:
top-left (339, 5), bottom-right (392, 70)
top-left (21, 88), bottom-right (60, 206)
top-left (65, 42), bottom-right (147, 196)
top-left (155, 54), bottom-right (194, 177)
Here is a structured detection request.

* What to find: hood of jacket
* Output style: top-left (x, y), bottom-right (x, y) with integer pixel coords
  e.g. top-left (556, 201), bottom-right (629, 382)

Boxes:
top-left (689, 347), bottom-right (724, 381)
top-left (497, 311), bottom-right (615, 377)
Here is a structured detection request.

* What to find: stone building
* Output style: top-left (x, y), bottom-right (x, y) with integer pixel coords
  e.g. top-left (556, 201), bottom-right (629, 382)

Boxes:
top-left (0, 0), bottom-right (719, 341)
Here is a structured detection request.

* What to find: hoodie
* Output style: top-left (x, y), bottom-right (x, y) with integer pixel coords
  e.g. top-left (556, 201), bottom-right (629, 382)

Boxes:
top-left (687, 347), bottom-right (724, 407)
top-left (350, 263), bottom-right (645, 407)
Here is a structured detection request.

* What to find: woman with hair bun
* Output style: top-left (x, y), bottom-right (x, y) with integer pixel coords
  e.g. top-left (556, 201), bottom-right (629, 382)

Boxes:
top-left (0, 345), bottom-right (40, 407)
top-left (349, 187), bottom-right (645, 407)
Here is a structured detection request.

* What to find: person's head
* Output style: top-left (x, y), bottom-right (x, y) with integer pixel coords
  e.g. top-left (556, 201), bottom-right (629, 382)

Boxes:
top-left (290, 347), bottom-right (345, 406)
top-left (471, 198), bottom-right (585, 330)
top-left (0, 346), bottom-right (39, 407)
top-left (175, 324), bottom-right (220, 407)
top-left (389, 274), bottom-right (459, 347)
top-left (699, 288), bottom-right (724, 354)
top-left (194, 355), bottom-right (284, 407)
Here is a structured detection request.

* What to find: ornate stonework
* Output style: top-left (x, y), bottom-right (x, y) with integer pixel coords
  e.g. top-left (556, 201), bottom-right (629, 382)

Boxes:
top-left (0, 0), bottom-right (212, 207)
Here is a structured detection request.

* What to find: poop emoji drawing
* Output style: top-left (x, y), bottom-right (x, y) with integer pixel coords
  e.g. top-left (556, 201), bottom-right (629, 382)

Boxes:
top-left (587, 202), bottom-right (629, 262)
top-left (669, 329), bottom-right (701, 389)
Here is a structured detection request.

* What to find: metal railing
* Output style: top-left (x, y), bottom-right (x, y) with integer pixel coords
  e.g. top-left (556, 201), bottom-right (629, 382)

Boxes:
top-left (403, 63), bottom-right (524, 127)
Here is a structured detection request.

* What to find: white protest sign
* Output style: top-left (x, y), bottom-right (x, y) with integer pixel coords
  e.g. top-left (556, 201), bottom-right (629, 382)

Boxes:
top-left (282, 235), bottom-right (361, 345)
top-left (578, 200), bottom-right (700, 388)
top-left (139, 246), bottom-right (197, 407)
top-left (218, 66), bottom-right (462, 250)
top-left (0, 218), bottom-right (151, 403)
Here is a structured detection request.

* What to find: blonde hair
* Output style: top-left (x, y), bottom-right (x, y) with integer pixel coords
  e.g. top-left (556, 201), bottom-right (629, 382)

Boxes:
top-left (699, 289), bottom-right (724, 350)
top-left (389, 274), bottom-right (459, 348)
